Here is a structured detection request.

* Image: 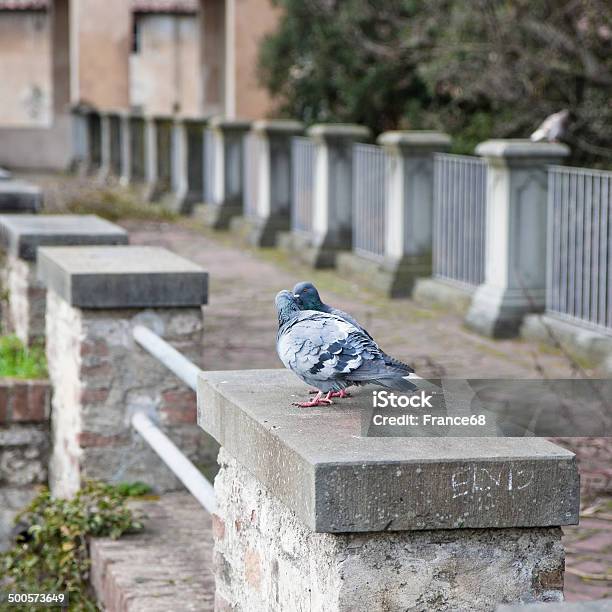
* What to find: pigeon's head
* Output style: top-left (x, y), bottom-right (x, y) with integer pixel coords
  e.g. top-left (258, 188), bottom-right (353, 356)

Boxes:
top-left (275, 290), bottom-right (300, 325)
top-left (292, 281), bottom-right (323, 310)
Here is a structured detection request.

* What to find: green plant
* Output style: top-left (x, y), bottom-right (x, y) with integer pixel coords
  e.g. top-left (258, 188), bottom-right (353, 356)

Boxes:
top-left (0, 335), bottom-right (47, 379)
top-left (0, 481), bottom-right (149, 612)
top-left (65, 187), bottom-right (177, 223)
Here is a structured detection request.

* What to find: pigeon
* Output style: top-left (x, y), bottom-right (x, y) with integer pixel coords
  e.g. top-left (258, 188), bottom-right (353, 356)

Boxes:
top-left (276, 290), bottom-right (416, 407)
top-left (530, 109), bottom-right (570, 143)
top-left (292, 281), bottom-right (414, 394)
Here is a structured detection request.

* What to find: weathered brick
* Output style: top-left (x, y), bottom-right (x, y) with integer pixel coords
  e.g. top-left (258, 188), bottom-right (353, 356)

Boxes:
top-left (0, 383), bottom-right (10, 423)
top-left (244, 548), bottom-right (262, 591)
top-left (212, 513), bottom-right (226, 540)
top-left (9, 382), bottom-right (28, 421)
top-left (80, 388), bottom-right (110, 405)
top-left (77, 432), bottom-right (130, 448)
top-left (11, 381), bottom-right (49, 423)
top-left (160, 387), bottom-right (197, 424)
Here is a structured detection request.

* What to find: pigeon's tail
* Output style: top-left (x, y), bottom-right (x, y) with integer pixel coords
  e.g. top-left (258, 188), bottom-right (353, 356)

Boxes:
top-left (381, 351), bottom-right (414, 374)
top-left (373, 376), bottom-right (418, 392)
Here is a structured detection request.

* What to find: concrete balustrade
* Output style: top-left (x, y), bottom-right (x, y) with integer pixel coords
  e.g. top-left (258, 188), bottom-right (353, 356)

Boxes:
top-left (147, 115), bottom-right (174, 202)
top-left (200, 117), bottom-right (251, 229)
top-left (338, 130), bottom-right (451, 296)
top-left (124, 113), bottom-right (146, 187)
top-left (466, 140), bottom-right (570, 337)
top-left (198, 369), bottom-right (579, 611)
top-left (98, 111), bottom-right (123, 182)
top-left (37, 245), bottom-right (217, 497)
top-left (232, 119), bottom-right (304, 247)
top-left (0, 215), bottom-right (127, 345)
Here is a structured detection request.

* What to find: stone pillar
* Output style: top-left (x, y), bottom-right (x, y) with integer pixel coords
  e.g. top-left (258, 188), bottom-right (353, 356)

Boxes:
top-left (466, 140), bottom-right (570, 338)
top-left (198, 369), bottom-right (579, 612)
top-left (337, 131), bottom-right (451, 296)
top-left (143, 116), bottom-right (158, 201)
top-left (149, 116), bottom-right (174, 202)
top-left (0, 215), bottom-right (127, 345)
top-left (170, 118), bottom-right (207, 214)
top-left (201, 117), bottom-right (250, 229)
top-left (119, 112), bottom-right (131, 186)
top-left (127, 113), bottom-right (146, 187)
top-left (231, 120), bottom-right (304, 247)
top-left (70, 106), bottom-right (90, 174)
top-left (308, 124), bottom-right (370, 267)
top-left (38, 245), bottom-right (216, 498)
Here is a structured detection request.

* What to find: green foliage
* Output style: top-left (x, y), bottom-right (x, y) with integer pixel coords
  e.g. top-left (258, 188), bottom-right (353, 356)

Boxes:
top-left (259, 0), bottom-right (612, 167)
top-left (65, 187), bottom-right (177, 223)
top-left (0, 336), bottom-right (47, 379)
top-left (0, 481), bottom-right (147, 612)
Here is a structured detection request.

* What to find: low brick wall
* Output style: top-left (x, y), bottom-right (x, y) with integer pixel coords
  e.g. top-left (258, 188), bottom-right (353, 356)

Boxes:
top-left (0, 378), bottom-right (51, 551)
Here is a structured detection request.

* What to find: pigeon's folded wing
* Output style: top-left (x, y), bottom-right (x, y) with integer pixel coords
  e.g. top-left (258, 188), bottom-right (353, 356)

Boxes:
top-left (278, 312), bottom-right (380, 381)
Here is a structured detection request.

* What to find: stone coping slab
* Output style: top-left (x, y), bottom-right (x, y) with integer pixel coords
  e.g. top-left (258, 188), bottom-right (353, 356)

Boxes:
top-left (197, 369), bottom-right (580, 533)
top-left (0, 181), bottom-right (42, 213)
top-left (253, 119), bottom-right (304, 134)
top-left (308, 123), bottom-right (371, 141)
top-left (377, 130), bottom-right (451, 149)
top-left (0, 214), bottom-right (128, 261)
top-left (475, 139), bottom-right (570, 159)
top-left (37, 245), bottom-right (208, 308)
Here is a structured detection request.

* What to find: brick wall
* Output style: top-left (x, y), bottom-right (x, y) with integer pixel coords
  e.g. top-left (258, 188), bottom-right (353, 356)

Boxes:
top-left (0, 377), bottom-right (51, 551)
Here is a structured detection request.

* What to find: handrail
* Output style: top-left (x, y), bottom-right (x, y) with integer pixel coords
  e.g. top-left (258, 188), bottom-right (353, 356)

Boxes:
top-left (131, 325), bottom-right (216, 514)
top-left (131, 411), bottom-right (217, 514)
top-left (133, 325), bottom-right (200, 391)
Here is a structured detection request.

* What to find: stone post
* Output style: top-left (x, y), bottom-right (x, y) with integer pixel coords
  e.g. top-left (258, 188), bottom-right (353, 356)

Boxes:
top-left (198, 369), bottom-right (579, 612)
top-left (119, 112), bottom-right (131, 186)
top-left (126, 113), bottom-right (146, 187)
top-left (148, 116), bottom-right (174, 202)
top-left (98, 111), bottom-right (122, 181)
top-left (143, 116), bottom-right (158, 201)
top-left (466, 140), bottom-right (570, 337)
top-left (70, 105), bottom-right (89, 174)
top-left (0, 215), bottom-right (127, 345)
top-left (337, 131), bottom-right (451, 296)
top-left (232, 120), bottom-right (304, 247)
top-left (38, 245), bottom-right (217, 498)
top-left (201, 117), bottom-right (250, 229)
top-left (308, 124), bottom-right (370, 267)
top-left (170, 117), bottom-right (207, 214)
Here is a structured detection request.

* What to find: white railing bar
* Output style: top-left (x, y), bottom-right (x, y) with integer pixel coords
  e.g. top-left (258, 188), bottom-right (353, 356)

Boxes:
top-left (133, 325), bottom-right (200, 391)
top-left (131, 411), bottom-right (217, 514)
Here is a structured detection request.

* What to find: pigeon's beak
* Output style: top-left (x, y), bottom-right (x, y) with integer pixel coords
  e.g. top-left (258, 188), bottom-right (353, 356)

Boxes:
top-left (293, 294), bottom-right (300, 299)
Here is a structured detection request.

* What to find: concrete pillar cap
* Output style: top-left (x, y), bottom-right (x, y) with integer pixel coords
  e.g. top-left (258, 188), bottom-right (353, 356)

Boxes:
top-left (209, 116), bottom-right (252, 131)
top-left (377, 130), bottom-right (451, 150)
top-left (253, 119), bottom-right (304, 135)
top-left (475, 139), bottom-right (570, 159)
top-left (307, 123), bottom-right (371, 141)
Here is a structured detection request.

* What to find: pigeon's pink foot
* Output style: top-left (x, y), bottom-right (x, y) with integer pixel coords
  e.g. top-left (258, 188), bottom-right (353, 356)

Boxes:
top-left (293, 391), bottom-right (334, 408)
top-left (329, 389), bottom-right (351, 399)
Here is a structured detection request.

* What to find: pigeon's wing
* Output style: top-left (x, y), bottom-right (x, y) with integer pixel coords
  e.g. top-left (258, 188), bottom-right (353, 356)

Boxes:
top-left (329, 306), bottom-right (374, 339)
top-left (278, 312), bottom-right (381, 383)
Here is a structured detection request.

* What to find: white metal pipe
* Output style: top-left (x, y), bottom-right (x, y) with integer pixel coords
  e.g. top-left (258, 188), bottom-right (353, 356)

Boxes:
top-left (131, 411), bottom-right (217, 514)
top-left (133, 325), bottom-right (200, 391)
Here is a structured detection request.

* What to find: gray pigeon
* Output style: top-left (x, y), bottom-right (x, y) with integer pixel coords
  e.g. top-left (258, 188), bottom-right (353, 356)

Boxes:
top-left (530, 109), bottom-right (570, 143)
top-left (292, 281), bottom-right (414, 378)
top-left (276, 290), bottom-right (416, 407)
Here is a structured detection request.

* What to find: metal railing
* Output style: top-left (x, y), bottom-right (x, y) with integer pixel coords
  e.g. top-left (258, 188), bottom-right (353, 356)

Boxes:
top-left (243, 131), bottom-right (260, 218)
top-left (433, 153), bottom-right (487, 288)
top-left (291, 137), bottom-right (315, 234)
top-left (547, 165), bottom-right (612, 334)
top-left (353, 143), bottom-right (386, 260)
top-left (131, 325), bottom-right (216, 514)
top-left (203, 128), bottom-right (216, 204)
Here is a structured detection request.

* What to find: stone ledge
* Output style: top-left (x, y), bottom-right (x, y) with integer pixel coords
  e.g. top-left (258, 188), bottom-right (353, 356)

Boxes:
top-left (0, 214), bottom-right (128, 261)
top-left (475, 139), bottom-right (570, 159)
top-left (0, 181), bottom-right (42, 213)
top-left (197, 369), bottom-right (580, 533)
top-left (90, 493), bottom-right (214, 612)
top-left (37, 245), bottom-right (208, 308)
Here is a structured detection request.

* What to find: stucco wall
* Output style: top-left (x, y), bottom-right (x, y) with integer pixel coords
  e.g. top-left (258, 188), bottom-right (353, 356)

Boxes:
top-left (0, 11), bottom-right (52, 127)
top-left (231, 0), bottom-right (279, 119)
top-left (130, 13), bottom-right (201, 116)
